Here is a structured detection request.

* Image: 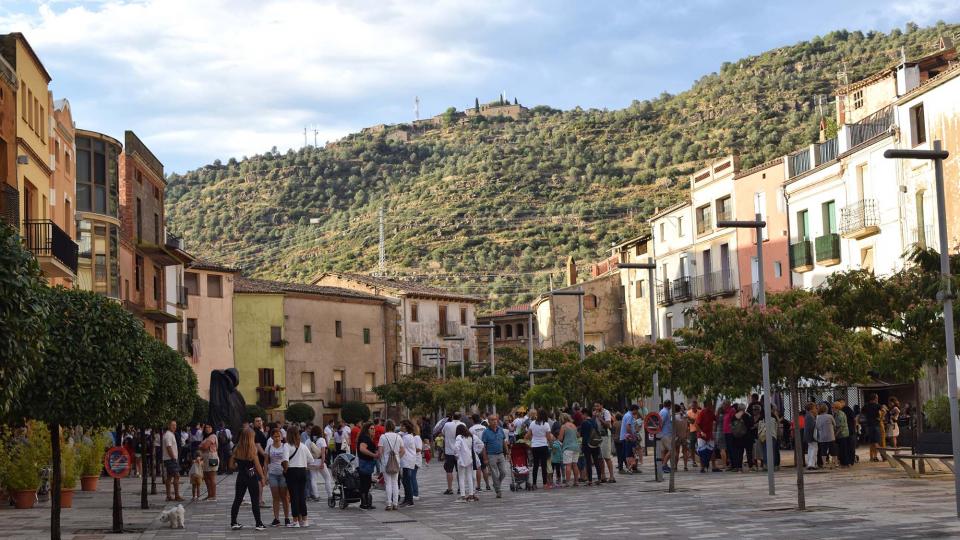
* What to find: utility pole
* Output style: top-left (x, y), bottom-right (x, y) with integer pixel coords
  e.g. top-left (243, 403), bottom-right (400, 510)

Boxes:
top-left (304, 127), bottom-right (307, 148)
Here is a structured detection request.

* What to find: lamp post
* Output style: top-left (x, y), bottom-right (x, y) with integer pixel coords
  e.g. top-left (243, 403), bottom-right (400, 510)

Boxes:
top-left (617, 260), bottom-right (661, 482)
top-left (472, 323), bottom-right (497, 413)
top-left (552, 289), bottom-right (586, 363)
top-left (443, 336), bottom-right (466, 378)
top-left (885, 142), bottom-right (960, 518)
top-left (717, 214), bottom-right (775, 496)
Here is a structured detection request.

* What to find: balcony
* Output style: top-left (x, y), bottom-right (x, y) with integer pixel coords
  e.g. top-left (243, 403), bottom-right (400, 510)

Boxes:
top-left (327, 387), bottom-right (363, 406)
top-left (177, 285), bottom-right (189, 309)
top-left (911, 225), bottom-right (935, 249)
top-left (256, 387), bottom-right (280, 409)
top-left (815, 137), bottom-right (838, 166)
top-left (1, 184), bottom-right (17, 227)
top-left (787, 148), bottom-right (812, 178)
top-left (137, 229), bottom-right (188, 266)
top-left (438, 319), bottom-right (458, 337)
top-left (165, 231), bottom-right (184, 251)
top-left (790, 240), bottom-right (814, 272)
top-left (670, 276), bottom-right (693, 303)
top-left (815, 233), bottom-right (841, 266)
top-left (22, 219), bottom-right (79, 278)
top-left (656, 281), bottom-right (673, 306)
top-left (144, 307), bottom-right (181, 324)
top-left (178, 333), bottom-right (194, 357)
top-left (840, 199), bottom-right (880, 239)
top-left (846, 105), bottom-right (894, 148)
top-left (693, 271), bottom-right (738, 299)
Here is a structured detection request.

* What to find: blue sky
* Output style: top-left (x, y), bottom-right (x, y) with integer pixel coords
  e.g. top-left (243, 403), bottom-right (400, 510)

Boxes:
top-left (2, 0), bottom-right (958, 173)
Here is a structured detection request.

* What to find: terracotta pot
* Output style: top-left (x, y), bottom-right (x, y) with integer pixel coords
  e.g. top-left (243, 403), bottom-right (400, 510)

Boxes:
top-left (12, 489), bottom-right (36, 509)
top-left (60, 489), bottom-right (74, 508)
top-left (80, 476), bottom-right (99, 492)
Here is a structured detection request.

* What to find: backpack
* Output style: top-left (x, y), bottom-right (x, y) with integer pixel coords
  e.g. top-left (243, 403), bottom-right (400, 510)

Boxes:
top-left (731, 417), bottom-right (747, 438)
top-left (384, 436), bottom-right (400, 474)
top-left (588, 424), bottom-right (603, 449)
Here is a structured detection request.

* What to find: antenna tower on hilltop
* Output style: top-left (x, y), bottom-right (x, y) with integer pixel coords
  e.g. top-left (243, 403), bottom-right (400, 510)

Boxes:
top-left (313, 127), bottom-right (319, 147)
top-left (414, 96), bottom-right (421, 121)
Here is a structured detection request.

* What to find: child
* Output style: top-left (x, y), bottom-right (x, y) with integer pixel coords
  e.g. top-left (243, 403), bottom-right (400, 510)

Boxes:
top-left (550, 437), bottom-right (564, 486)
top-left (422, 437), bottom-right (432, 465)
top-left (189, 455), bottom-right (203, 501)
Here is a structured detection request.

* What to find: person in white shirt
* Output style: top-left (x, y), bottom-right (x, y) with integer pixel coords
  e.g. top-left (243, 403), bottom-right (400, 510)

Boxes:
top-left (525, 409), bottom-right (555, 488)
top-left (399, 420), bottom-right (419, 507)
top-left (442, 413), bottom-right (465, 495)
top-left (283, 426), bottom-right (310, 528)
top-left (378, 420), bottom-right (405, 511)
top-left (340, 423), bottom-right (352, 454)
top-left (266, 428), bottom-right (291, 527)
top-left (468, 414), bottom-right (492, 491)
top-left (323, 422), bottom-right (335, 461)
top-left (307, 426), bottom-right (333, 502)
top-left (162, 421), bottom-right (182, 501)
top-left (454, 424), bottom-right (483, 502)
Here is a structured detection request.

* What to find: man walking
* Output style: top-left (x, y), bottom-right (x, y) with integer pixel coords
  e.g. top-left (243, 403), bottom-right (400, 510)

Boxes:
top-left (620, 404), bottom-right (640, 473)
top-left (658, 400), bottom-right (674, 474)
top-left (481, 415), bottom-right (509, 498)
top-left (442, 412), bottom-right (465, 495)
top-left (162, 420), bottom-right (183, 501)
top-left (593, 402), bottom-right (616, 483)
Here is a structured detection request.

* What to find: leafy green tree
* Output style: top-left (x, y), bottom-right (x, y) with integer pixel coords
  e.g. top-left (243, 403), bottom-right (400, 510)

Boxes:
top-left (0, 224), bottom-right (47, 417)
top-left (245, 404), bottom-right (268, 423)
top-left (286, 402), bottom-right (316, 423)
top-left (17, 288), bottom-right (152, 538)
top-left (341, 401), bottom-right (371, 424)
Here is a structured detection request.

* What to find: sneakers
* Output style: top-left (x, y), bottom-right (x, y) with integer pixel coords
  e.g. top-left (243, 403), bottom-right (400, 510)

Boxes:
top-left (230, 523), bottom-right (244, 530)
top-left (284, 518), bottom-right (291, 526)
top-left (455, 497), bottom-right (467, 503)
top-left (662, 466), bottom-right (672, 473)
top-left (255, 524), bottom-right (267, 531)
top-left (443, 488), bottom-right (454, 495)
top-left (286, 522), bottom-right (300, 528)
top-left (270, 519), bottom-right (280, 527)
top-left (496, 491), bottom-right (502, 499)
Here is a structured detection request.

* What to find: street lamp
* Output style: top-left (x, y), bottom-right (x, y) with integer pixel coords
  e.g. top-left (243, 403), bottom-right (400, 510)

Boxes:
top-left (717, 214), bottom-right (775, 497)
top-left (506, 309), bottom-right (536, 387)
top-left (885, 142), bottom-right (960, 518)
top-left (551, 289), bottom-right (586, 363)
top-left (443, 336), bottom-right (466, 378)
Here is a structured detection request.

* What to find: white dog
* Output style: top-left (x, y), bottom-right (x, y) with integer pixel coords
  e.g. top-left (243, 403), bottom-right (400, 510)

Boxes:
top-left (159, 504), bottom-right (185, 529)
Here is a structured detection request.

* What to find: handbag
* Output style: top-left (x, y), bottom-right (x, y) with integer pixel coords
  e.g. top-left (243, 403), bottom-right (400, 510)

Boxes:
top-left (207, 456), bottom-right (219, 468)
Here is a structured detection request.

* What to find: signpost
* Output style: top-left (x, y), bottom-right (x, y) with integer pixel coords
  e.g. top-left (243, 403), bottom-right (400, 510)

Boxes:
top-left (104, 446), bottom-right (132, 479)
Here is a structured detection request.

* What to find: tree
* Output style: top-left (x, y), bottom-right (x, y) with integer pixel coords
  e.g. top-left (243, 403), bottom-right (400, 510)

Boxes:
top-left (286, 403), bottom-right (315, 423)
top-left (433, 379), bottom-right (478, 412)
top-left (522, 383), bottom-right (565, 410)
top-left (245, 404), bottom-right (268, 423)
top-left (0, 224), bottom-right (47, 417)
top-left (16, 287), bottom-right (152, 538)
top-left (474, 97), bottom-right (480, 113)
top-left (341, 401), bottom-right (370, 424)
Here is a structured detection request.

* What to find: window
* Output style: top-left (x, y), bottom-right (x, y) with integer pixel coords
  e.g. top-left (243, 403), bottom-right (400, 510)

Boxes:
top-left (464, 349), bottom-right (470, 363)
top-left (516, 323), bottom-right (524, 337)
top-left (335, 320), bottom-right (342, 338)
top-left (65, 152), bottom-right (71, 174)
top-left (505, 324), bottom-right (513, 338)
top-left (154, 213), bottom-right (160, 244)
top-left (677, 216), bottom-right (684, 237)
top-left (910, 103), bottom-right (926, 146)
top-left (20, 82), bottom-right (25, 120)
top-left (774, 261), bottom-right (783, 278)
top-left (363, 327), bottom-right (371, 344)
top-left (494, 325), bottom-right (501, 339)
top-left (270, 326), bottom-right (282, 346)
top-left (664, 314), bottom-right (673, 337)
top-left (333, 369), bottom-right (344, 399)
top-left (258, 368), bottom-right (275, 388)
top-left (153, 265), bottom-right (161, 301)
top-left (207, 274), bottom-right (223, 298)
top-left (39, 105), bottom-right (44, 142)
top-left (364, 373), bottom-right (375, 392)
top-left (636, 280), bottom-right (644, 298)
top-left (411, 347), bottom-right (421, 367)
top-left (584, 293), bottom-right (598, 309)
top-left (797, 209), bottom-right (810, 240)
top-left (304, 325), bottom-right (312, 343)
top-left (460, 306), bottom-right (467, 325)
top-left (76, 135), bottom-right (113, 214)
top-left (821, 201), bottom-right (837, 234)
top-left (184, 272), bottom-right (199, 296)
top-left (410, 302), bottom-right (418, 322)
top-left (716, 196), bottom-right (732, 222)
top-left (187, 318), bottom-right (198, 340)
top-left (853, 89), bottom-right (863, 110)
top-left (856, 164), bottom-right (868, 198)
top-left (301, 372), bottom-right (315, 394)
top-left (635, 241), bottom-right (648, 256)
top-left (696, 204), bottom-right (712, 235)
top-left (659, 222), bottom-right (665, 242)
top-left (135, 255), bottom-right (144, 291)
top-left (861, 247), bottom-right (875, 272)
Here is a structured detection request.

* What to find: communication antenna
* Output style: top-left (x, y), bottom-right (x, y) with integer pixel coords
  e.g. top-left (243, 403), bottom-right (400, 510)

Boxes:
top-left (414, 96), bottom-right (421, 121)
top-left (303, 127), bottom-right (308, 148)
top-left (378, 205), bottom-right (385, 276)
top-left (313, 127), bottom-right (319, 147)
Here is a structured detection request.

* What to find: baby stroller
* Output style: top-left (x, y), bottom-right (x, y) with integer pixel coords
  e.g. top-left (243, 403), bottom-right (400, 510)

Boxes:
top-left (328, 453), bottom-right (364, 510)
top-left (509, 441), bottom-right (532, 492)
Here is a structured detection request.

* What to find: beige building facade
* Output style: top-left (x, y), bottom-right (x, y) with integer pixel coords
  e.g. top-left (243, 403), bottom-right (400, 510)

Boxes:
top-left (532, 271), bottom-right (624, 352)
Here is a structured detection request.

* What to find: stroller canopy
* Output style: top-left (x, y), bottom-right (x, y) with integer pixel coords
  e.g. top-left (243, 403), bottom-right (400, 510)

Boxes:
top-left (333, 453), bottom-right (359, 478)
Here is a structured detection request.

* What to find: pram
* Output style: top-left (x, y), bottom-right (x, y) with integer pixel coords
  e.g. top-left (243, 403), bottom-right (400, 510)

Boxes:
top-left (509, 441), bottom-right (532, 492)
top-left (328, 453), bottom-right (364, 510)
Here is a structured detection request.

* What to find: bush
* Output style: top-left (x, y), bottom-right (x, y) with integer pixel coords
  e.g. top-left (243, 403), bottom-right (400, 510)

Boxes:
top-left (341, 401), bottom-right (370, 424)
top-left (78, 431), bottom-right (109, 477)
top-left (925, 394), bottom-right (951, 432)
top-left (286, 402), bottom-right (315, 424)
top-left (245, 404), bottom-right (268, 423)
top-left (0, 421), bottom-right (50, 491)
top-left (191, 397), bottom-right (209, 425)
top-left (61, 441), bottom-right (78, 490)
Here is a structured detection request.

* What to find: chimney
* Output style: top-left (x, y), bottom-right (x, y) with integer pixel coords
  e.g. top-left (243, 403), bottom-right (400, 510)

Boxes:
top-left (566, 256), bottom-right (577, 287)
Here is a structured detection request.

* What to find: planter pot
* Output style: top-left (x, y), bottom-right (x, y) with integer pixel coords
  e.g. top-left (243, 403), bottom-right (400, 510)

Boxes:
top-left (60, 489), bottom-right (75, 508)
top-left (80, 476), bottom-right (99, 492)
top-left (12, 489), bottom-right (36, 509)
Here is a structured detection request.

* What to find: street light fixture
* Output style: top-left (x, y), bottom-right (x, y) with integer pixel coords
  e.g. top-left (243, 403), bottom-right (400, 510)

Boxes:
top-left (885, 141), bottom-right (960, 518)
top-left (551, 289), bottom-right (586, 363)
top-left (717, 214), bottom-right (776, 497)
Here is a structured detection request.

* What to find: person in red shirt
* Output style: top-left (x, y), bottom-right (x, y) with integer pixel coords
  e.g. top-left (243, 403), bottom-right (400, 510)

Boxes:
top-left (373, 419), bottom-right (386, 447)
top-left (694, 401), bottom-right (720, 473)
top-left (350, 423), bottom-right (361, 453)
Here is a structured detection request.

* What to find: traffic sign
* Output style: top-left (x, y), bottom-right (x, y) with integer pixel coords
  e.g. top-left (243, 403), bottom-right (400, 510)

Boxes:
top-left (104, 446), bottom-right (132, 479)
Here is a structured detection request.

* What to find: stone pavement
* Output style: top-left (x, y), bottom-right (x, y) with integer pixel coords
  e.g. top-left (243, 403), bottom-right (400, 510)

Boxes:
top-left (4, 450), bottom-right (960, 539)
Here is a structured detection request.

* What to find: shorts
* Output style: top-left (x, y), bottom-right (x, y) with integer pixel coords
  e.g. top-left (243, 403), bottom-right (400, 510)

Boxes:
top-left (268, 472), bottom-right (287, 488)
top-left (864, 425), bottom-right (881, 444)
top-left (658, 435), bottom-right (674, 453)
top-left (163, 459), bottom-right (179, 476)
top-left (600, 435), bottom-right (613, 459)
top-left (443, 454), bottom-right (458, 473)
top-left (688, 432), bottom-right (698, 450)
top-left (562, 450), bottom-right (578, 465)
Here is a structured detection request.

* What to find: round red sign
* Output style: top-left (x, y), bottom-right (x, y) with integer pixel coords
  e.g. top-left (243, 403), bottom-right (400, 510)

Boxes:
top-left (643, 412), bottom-right (663, 435)
top-left (104, 446), bottom-right (132, 479)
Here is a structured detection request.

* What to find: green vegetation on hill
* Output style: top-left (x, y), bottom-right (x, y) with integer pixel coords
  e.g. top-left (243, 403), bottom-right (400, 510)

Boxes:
top-left (165, 21), bottom-right (959, 309)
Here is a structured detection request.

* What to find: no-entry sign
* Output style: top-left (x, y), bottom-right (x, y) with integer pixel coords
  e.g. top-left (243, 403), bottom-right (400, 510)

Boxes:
top-left (104, 446), bottom-right (132, 479)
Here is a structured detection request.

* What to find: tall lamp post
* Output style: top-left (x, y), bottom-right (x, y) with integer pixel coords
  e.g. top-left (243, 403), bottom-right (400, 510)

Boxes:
top-left (619, 260), bottom-right (662, 482)
top-left (885, 142), bottom-right (960, 518)
top-left (552, 289), bottom-right (586, 363)
top-left (717, 214), bottom-right (775, 496)
top-left (472, 323), bottom-right (496, 413)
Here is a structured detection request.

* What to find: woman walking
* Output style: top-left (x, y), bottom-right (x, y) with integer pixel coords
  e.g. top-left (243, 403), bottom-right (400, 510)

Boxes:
top-left (308, 426), bottom-right (333, 501)
top-left (454, 424), bottom-right (481, 502)
top-left (283, 426), bottom-right (310, 528)
top-left (379, 420), bottom-right (405, 511)
top-left (525, 409), bottom-right (554, 489)
top-left (229, 428), bottom-right (267, 531)
top-left (357, 422), bottom-right (378, 510)
top-left (198, 424), bottom-right (219, 501)
top-left (400, 420), bottom-right (419, 507)
top-left (266, 428), bottom-right (290, 527)
top-left (816, 403), bottom-right (837, 469)
top-left (559, 414), bottom-right (580, 487)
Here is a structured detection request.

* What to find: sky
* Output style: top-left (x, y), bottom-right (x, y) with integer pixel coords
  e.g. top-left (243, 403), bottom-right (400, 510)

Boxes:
top-left (1, 0), bottom-right (959, 173)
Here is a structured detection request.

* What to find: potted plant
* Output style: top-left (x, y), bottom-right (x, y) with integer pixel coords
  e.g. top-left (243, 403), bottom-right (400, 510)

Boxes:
top-left (60, 441), bottom-right (79, 508)
top-left (78, 432), bottom-right (108, 492)
top-left (2, 422), bottom-right (49, 509)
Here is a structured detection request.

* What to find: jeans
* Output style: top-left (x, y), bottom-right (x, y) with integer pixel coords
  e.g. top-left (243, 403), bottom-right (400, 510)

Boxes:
top-left (411, 466), bottom-right (419, 497)
top-left (730, 437), bottom-right (746, 470)
top-left (457, 463), bottom-right (475, 497)
top-left (582, 446), bottom-right (603, 482)
top-left (760, 438), bottom-right (781, 467)
top-left (615, 440), bottom-right (625, 469)
top-left (384, 471), bottom-right (400, 507)
top-left (531, 446), bottom-right (549, 486)
top-left (401, 468), bottom-right (415, 503)
top-left (230, 471), bottom-right (263, 526)
top-left (488, 453), bottom-right (508, 493)
top-left (285, 468), bottom-right (308, 518)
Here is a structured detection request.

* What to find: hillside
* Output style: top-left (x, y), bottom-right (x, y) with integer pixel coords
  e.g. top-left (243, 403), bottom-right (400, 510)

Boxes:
top-left (165, 22), bottom-right (959, 310)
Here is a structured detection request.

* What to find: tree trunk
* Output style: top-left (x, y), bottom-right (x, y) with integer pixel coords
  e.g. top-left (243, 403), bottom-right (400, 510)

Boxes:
top-left (668, 387), bottom-right (676, 493)
top-left (150, 426), bottom-right (158, 495)
top-left (50, 422), bottom-right (62, 540)
top-left (112, 424), bottom-right (123, 533)
top-left (791, 380), bottom-right (805, 510)
top-left (140, 429), bottom-right (149, 509)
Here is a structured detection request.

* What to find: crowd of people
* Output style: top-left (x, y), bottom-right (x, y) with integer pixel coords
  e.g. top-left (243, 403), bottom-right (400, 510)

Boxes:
top-left (137, 391), bottom-right (910, 530)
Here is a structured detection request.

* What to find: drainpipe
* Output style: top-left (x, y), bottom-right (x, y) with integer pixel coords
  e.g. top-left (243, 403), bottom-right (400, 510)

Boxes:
top-left (784, 189), bottom-right (794, 289)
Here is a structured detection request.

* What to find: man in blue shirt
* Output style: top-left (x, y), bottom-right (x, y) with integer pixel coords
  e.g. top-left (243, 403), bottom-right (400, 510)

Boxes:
top-left (620, 404), bottom-right (640, 473)
top-left (481, 414), bottom-right (509, 498)
top-left (659, 400), bottom-right (674, 474)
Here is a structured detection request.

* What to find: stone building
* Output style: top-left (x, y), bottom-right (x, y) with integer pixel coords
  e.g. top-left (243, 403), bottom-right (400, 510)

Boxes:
top-left (476, 303), bottom-right (538, 363)
top-left (532, 260), bottom-right (624, 352)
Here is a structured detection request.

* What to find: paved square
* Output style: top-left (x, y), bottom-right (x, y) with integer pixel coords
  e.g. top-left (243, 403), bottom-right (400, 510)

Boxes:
top-left (4, 450), bottom-right (960, 539)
